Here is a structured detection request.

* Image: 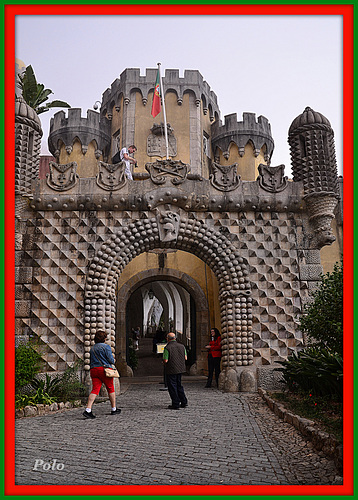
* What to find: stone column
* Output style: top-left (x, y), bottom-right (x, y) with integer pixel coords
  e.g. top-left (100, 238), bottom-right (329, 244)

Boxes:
top-left (189, 93), bottom-right (201, 175)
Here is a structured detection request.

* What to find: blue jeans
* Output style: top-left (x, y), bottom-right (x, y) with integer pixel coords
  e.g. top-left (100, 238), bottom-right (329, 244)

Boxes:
top-left (166, 373), bottom-right (187, 408)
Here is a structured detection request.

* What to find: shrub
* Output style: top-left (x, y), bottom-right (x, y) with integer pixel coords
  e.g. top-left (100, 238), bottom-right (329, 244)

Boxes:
top-left (276, 347), bottom-right (343, 400)
top-left (30, 360), bottom-right (86, 402)
top-left (15, 388), bottom-right (57, 409)
top-left (15, 343), bottom-right (42, 391)
top-left (300, 261), bottom-right (343, 356)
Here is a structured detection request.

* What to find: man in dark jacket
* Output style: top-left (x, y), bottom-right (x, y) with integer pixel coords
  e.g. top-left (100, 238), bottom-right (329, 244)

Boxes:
top-left (163, 332), bottom-right (188, 410)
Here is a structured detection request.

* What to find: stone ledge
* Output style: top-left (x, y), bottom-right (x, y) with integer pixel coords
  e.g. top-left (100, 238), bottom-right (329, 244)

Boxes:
top-left (258, 388), bottom-right (343, 472)
top-left (15, 400), bottom-right (82, 419)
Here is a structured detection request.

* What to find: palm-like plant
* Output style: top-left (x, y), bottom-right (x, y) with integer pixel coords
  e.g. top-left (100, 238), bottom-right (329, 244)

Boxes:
top-left (17, 65), bottom-right (70, 115)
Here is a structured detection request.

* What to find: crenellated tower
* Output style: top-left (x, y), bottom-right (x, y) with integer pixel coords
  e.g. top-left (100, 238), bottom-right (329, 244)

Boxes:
top-left (211, 112), bottom-right (274, 181)
top-left (48, 108), bottom-right (111, 178)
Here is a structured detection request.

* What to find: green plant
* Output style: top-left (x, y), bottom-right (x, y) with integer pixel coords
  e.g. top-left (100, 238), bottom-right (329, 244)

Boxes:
top-left (17, 65), bottom-right (70, 114)
top-left (300, 261), bottom-right (343, 356)
top-left (276, 346), bottom-right (343, 400)
top-left (30, 361), bottom-right (86, 402)
top-left (270, 391), bottom-right (343, 442)
top-left (16, 388), bottom-right (57, 409)
top-left (51, 361), bottom-right (86, 402)
top-left (31, 373), bottom-right (62, 394)
top-left (15, 343), bottom-right (42, 391)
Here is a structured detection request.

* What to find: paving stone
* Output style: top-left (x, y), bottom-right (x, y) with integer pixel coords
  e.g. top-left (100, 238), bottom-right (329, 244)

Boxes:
top-left (15, 381), bottom-right (342, 486)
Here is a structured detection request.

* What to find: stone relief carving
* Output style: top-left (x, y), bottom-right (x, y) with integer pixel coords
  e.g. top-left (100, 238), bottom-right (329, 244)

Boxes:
top-left (145, 159), bottom-right (189, 185)
top-left (157, 212), bottom-right (180, 242)
top-left (147, 123), bottom-right (177, 157)
top-left (46, 161), bottom-right (79, 191)
top-left (96, 161), bottom-right (127, 191)
top-left (304, 193), bottom-right (338, 248)
top-left (257, 164), bottom-right (288, 193)
top-left (209, 162), bottom-right (240, 192)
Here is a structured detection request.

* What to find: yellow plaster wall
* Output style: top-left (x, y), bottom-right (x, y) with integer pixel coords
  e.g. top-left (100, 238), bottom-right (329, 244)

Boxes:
top-left (108, 90), bottom-right (192, 174)
top-left (217, 143), bottom-right (267, 181)
top-left (320, 219), bottom-right (343, 273)
top-left (58, 139), bottom-right (101, 177)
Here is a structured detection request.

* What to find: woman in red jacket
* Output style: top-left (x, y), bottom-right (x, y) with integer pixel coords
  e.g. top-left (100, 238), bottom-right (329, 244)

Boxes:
top-left (205, 328), bottom-right (222, 388)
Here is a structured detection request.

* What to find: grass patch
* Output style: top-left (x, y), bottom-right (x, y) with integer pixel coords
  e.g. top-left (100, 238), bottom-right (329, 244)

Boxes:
top-left (269, 391), bottom-right (343, 443)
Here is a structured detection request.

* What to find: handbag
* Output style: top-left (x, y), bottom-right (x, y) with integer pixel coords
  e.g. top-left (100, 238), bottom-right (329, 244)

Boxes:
top-left (104, 367), bottom-right (120, 378)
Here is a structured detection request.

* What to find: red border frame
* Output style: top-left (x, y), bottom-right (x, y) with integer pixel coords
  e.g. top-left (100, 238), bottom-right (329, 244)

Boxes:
top-left (5, 4), bottom-right (354, 497)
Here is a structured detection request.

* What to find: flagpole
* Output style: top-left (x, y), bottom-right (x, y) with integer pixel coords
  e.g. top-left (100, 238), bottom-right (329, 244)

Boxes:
top-left (157, 62), bottom-right (169, 160)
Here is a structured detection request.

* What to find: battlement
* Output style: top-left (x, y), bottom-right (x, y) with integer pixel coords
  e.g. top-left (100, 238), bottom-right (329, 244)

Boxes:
top-left (101, 67), bottom-right (219, 114)
top-left (50, 108), bottom-right (102, 132)
top-left (212, 112), bottom-right (272, 137)
top-left (211, 112), bottom-right (274, 158)
top-left (48, 108), bottom-right (111, 157)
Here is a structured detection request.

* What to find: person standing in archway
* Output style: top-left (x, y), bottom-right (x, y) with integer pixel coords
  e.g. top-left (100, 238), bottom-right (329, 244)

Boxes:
top-left (205, 328), bottom-right (222, 388)
top-left (162, 332), bottom-right (188, 410)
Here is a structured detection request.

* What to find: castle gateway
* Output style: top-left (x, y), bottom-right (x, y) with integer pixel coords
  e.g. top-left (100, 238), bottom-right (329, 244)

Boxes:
top-left (15, 68), bottom-right (342, 392)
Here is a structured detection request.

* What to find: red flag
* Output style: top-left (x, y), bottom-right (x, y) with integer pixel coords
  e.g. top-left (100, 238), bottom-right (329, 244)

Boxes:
top-left (151, 69), bottom-right (161, 117)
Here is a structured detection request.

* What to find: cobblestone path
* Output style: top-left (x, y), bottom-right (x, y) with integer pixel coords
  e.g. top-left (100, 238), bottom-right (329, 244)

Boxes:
top-left (15, 380), bottom-right (342, 486)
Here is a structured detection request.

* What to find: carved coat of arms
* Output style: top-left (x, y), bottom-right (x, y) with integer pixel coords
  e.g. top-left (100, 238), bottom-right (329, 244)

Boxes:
top-left (145, 159), bottom-right (189, 185)
top-left (147, 123), bottom-right (177, 157)
top-left (96, 161), bottom-right (127, 191)
top-left (46, 161), bottom-right (79, 191)
top-left (209, 162), bottom-right (240, 192)
top-left (257, 164), bottom-right (288, 193)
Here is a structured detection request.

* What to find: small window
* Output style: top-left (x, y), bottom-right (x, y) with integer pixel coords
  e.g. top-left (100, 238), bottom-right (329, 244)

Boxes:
top-left (112, 130), bottom-right (120, 162)
top-left (203, 132), bottom-right (210, 158)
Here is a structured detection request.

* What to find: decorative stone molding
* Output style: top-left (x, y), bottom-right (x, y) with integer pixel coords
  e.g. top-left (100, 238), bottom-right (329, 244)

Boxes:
top-left (209, 162), bottom-right (240, 192)
top-left (258, 164), bottom-right (288, 193)
top-left (83, 218), bottom-right (252, 381)
top-left (304, 193), bottom-right (338, 248)
top-left (145, 159), bottom-right (189, 185)
top-left (96, 161), bottom-right (127, 191)
top-left (46, 161), bottom-right (79, 191)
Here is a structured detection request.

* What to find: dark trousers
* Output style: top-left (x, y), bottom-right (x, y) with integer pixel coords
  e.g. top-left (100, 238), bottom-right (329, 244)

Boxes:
top-left (206, 354), bottom-right (221, 387)
top-left (166, 373), bottom-right (187, 408)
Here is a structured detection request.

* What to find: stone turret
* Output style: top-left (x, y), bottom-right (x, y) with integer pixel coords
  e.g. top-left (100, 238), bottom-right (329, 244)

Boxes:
top-left (288, 107), bottom-right (339, 248)
top-left (48, 108), bottom-right (111, 177)
top-left (15, 96), bottom-right (42, 196)
top-left (211, 112), bottom-right (274, 180)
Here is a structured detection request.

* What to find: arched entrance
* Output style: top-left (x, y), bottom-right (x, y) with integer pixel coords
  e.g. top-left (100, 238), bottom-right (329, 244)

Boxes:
top-left (115, 269), bottom-right (210, 377)
top-left (84, 213), bottom-right (253, 391)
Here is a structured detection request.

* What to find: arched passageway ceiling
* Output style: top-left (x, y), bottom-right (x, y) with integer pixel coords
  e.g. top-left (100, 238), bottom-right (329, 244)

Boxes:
top-left (84, 215), bottom-right (252, 372)
top-left (138, 280), bottom-right (190, 335)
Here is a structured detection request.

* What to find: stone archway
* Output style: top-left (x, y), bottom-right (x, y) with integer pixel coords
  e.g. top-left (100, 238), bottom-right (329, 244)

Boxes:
top-left (115, 268), bottom-right (210, 375)
top-left (84, 213), bottom-right (253, 391)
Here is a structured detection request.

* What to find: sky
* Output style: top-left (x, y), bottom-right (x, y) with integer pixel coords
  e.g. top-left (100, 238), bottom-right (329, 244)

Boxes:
top-left (15, 14), bottom-right (343, 177)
